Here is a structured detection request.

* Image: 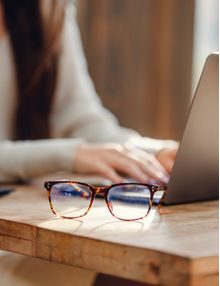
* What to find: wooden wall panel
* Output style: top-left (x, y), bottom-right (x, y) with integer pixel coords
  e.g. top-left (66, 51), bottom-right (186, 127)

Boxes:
top-left (77, 0), bottom-right (195, 140)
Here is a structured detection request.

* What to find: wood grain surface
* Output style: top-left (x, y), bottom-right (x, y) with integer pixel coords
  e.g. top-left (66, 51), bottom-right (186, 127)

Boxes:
top-left (77, 0), bottom-right (195, 140)
top-left (0, 185), bottom-right (218, 286)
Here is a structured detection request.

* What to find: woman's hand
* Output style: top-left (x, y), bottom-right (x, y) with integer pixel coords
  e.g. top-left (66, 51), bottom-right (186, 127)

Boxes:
top-left (74, 143), bottom-right (169, 184)
top-left (155, 148), bottom-right (178, 174)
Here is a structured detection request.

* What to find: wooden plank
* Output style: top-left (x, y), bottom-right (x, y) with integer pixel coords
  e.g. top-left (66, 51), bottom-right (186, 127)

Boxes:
top-left (0, 185), bottom-right (218, 285)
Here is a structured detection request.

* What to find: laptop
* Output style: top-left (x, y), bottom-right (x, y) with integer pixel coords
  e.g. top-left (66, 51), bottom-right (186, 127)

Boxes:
top-left (164, 53), bottom-right (219, 204)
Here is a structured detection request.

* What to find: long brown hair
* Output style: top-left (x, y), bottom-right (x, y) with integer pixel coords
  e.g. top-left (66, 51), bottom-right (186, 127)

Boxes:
top-left (2, 0), bottom-right (64, 140)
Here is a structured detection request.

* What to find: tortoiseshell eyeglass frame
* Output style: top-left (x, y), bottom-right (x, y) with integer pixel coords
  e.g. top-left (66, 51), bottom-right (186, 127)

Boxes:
top-left (44, 180), bottom-right (167, 221)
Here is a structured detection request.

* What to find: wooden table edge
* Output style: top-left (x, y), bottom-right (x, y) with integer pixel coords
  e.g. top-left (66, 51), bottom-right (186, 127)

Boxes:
top-left (0, 218), bottom-right (218, 285)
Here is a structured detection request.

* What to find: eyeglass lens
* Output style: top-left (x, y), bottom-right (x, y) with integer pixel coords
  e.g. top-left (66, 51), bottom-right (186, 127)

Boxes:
top-left (107, 184), bottom-right (152, 220)
top-left (50, 183), bottom-right (92, 218)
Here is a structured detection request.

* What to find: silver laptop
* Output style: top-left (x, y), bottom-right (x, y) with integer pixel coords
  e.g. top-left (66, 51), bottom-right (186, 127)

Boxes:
top-left (164, 53), bottom-right (219, 204)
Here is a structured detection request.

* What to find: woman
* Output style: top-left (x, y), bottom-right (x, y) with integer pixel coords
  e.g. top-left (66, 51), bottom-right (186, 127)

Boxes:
top-left (0, 0), bottom-right (177, 184)
top-left (0, 0), bottom-right (177, 285)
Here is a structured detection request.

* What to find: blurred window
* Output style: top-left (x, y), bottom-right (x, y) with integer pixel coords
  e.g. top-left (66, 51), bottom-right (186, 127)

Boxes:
top-left (192, 0), bottom-right (219, 94)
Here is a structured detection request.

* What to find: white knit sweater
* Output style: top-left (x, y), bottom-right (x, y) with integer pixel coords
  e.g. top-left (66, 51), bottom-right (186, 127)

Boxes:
top-left (0, 4), bottom-right (176, 182)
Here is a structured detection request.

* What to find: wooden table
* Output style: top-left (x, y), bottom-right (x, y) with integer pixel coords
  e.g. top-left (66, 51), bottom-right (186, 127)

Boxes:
top-left (0, 185), bottom-right (218, 286)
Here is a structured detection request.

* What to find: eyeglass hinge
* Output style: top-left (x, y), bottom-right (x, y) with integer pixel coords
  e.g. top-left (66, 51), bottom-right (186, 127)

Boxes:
top-left (44, 182), bottom-right (51, 190)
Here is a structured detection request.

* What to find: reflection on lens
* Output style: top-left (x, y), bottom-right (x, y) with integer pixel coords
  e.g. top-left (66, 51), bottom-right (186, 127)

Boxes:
top-left (152, 190), bottom-right (165, 204)
top-left (50, 183), bottom-right (92, 218)
top-left (107, 184), bottom-right (151, 220)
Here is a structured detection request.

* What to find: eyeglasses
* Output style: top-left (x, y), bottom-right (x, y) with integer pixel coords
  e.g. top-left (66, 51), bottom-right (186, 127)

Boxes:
top-left (44, 181), bottom-right (167, 221)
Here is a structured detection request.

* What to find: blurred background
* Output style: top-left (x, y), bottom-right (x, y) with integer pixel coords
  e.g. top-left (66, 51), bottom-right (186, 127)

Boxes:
top-left (76, 0), bottom-right (219, 140)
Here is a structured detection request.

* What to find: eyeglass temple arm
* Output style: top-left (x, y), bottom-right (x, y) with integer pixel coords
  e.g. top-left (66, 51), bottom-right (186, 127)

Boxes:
top-left (151, 185), bottom-right (167, 209)
top-left (158, 189), bottom-right (167, 209)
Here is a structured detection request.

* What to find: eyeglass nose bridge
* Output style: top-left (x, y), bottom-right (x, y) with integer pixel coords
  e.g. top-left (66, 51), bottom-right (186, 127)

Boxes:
top-left (93, 186), bottom-right (109, 194)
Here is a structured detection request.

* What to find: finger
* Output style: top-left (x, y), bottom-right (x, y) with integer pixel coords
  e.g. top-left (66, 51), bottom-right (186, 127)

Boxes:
top-left (106, 148), bottom-right (167, 183)
top-left (156, 149), bottom-right (177, 173)
top-left (160, 158), bottom-right (174, 173)
top-left (169, 149), bottom-right (178, 159)
top-left (145, 157), bottom-right (170, 181)
top-left (136, 149), bottom-right (168, 174)
top-left (110, 156), bottom-right (148, 183)
top-left (124, 149), bottom-right (169, 182)
top-left (98, 163), bottom-right (123, 184)
top-left (143, 157), bottom-right (170, 181)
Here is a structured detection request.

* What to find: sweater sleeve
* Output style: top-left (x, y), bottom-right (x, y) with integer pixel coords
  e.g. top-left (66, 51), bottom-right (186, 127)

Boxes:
top-left (50, 4), bottom-right (178, 152)
top-left (0, 138), bottom-right (85, 181)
